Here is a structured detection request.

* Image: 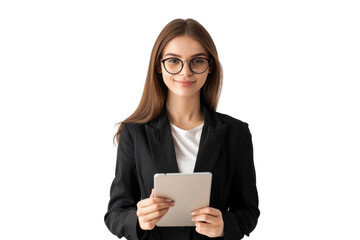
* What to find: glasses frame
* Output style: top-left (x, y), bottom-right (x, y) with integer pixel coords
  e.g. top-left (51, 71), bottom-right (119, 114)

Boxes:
top-left (160, 57), bottom-right (211, 75)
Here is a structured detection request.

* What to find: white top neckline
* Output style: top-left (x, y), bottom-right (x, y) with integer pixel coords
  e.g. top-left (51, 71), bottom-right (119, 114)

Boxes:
top-left (170, 123), bottom-right (204, 133)
top-left (169, 123), bottom-right (204, 173)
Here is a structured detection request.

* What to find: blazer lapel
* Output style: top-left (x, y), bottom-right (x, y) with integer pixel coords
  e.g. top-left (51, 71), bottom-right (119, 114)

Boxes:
top-left (145, 108), bottom-right (179, 174)
top-left (193, 105), bottom-right (228, 173)
top-left (145, 104), bottom-right (227, 174)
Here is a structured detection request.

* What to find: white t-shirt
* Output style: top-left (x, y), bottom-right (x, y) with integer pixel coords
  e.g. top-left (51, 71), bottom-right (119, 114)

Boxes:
top-left (170, 123), bottom-right (204, 173)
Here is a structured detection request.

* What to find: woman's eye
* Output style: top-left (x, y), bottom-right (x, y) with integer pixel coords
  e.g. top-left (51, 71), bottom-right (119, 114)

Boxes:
top-left (168, 59), bottom-right (180, 64)
top-left (192, 59), bottom-right (204, 64)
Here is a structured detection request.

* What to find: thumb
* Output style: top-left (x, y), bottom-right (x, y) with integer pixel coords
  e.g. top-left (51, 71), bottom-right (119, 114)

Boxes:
top-left (150, 188), bottom-right (155, 198)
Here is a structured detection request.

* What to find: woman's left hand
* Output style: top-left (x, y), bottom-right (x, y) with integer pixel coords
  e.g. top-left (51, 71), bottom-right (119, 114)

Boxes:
top-left (191, 207), bottom-right (225, 238)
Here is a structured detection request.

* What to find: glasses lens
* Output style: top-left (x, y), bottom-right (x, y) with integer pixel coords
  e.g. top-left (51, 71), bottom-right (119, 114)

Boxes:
top-left (164, 58), bottom-right (182, 74)
top-left (190, 58), bottom-right (209, 74)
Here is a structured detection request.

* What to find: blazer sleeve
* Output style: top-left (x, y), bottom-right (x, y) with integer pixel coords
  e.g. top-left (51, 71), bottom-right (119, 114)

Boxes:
top-left (104, 124), bottom-right (146, 240)
top-left (222, 123), bottom-right (260, 239)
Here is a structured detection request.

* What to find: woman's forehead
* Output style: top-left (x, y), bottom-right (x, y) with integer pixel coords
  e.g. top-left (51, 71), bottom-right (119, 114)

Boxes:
top-left (162, 35), bottom-right (208, 58)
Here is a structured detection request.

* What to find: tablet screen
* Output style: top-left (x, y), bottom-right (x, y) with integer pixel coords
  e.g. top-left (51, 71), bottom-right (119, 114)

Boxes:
top-left (154, 172), bottom-right (212, 227)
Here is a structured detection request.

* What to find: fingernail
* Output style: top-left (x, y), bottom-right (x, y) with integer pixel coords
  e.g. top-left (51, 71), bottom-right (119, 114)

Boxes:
top-left (166, 199), bottom-right (172, 202)
top-left (171, 202), bottom-right (175, 206)
top-left (191, 211), bottom-right (195, 215)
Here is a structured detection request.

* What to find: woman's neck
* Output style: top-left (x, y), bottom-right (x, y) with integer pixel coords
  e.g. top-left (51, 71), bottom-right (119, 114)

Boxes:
top-left (165, 93), bottom-right (204, 130)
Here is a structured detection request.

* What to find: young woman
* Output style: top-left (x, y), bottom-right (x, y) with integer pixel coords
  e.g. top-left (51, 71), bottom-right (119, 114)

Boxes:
top-left (104, 18), bottom-right (260, 240)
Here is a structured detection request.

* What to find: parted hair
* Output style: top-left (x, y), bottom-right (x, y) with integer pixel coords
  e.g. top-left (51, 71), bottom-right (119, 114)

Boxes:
top-left (114, 18), bottom-right (223, 144)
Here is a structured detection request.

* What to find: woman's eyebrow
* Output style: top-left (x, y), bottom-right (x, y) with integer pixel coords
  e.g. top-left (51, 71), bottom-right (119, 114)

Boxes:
top-left (163, 52), bottom-right (208, 58)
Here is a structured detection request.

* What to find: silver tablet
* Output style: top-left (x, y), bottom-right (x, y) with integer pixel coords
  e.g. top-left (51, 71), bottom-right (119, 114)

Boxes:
top-left (154, 172), bottom-right (212, 227)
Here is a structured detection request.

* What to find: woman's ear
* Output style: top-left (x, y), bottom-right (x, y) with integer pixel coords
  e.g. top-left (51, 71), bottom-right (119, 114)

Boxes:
top-left (208, 58), bottom-right (213, 74)
top-left (156, 63), bottom-right (162, 74)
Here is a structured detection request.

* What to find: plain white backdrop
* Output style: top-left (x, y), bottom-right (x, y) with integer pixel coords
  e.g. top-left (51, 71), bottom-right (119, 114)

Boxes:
top-left (1, 0), bottom-right (359, 239)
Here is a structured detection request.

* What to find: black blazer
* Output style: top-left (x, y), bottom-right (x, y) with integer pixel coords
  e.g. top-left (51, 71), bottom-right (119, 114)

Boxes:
top-left (105, 105), bottom-right (260, 240)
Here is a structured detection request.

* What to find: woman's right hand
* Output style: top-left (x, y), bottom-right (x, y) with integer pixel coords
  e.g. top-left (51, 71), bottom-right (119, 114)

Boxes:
top-left (136, 189), bottom-right (175, 230)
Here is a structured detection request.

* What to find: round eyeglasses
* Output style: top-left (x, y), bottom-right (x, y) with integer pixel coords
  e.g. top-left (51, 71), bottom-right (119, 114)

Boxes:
top-left (160, 57), bottom-right (211, 75)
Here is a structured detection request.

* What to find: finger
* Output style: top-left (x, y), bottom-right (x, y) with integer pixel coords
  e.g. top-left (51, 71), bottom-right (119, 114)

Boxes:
top-left (194, 222), bottom-right (212, 235)
top-left (191, 207), bottom-right (220, 217)
top-left (194, 221), bottom-right (223, 238)
top-left (140, 212), bottom-right (169, 230)
top-left (137, 197), bottom-right (173, 208)
top-left (137, 202), bottom-right (174, 216)
top-left (150, 189), bottom-right (154, 198)
top-left (192, 214), bottom-right (218, 224)
top-left (140, 207), bottom-right (170, 222)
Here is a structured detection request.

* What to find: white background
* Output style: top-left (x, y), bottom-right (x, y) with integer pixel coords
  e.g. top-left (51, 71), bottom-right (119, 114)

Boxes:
top-left (1, 0), bottom-right (359, 239)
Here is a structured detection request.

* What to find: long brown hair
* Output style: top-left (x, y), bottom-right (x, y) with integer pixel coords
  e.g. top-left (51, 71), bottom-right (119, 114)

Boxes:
top-left (114, 18), bottom-right (223, 144)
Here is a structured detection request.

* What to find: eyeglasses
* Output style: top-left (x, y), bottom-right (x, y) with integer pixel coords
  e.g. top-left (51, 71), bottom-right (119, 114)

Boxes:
top-left (160, 57), bottom-right (211, 75)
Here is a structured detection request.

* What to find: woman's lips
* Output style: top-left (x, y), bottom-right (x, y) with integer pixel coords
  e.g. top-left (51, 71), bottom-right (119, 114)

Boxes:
top-left (174, 80), bottom-right (195, 87)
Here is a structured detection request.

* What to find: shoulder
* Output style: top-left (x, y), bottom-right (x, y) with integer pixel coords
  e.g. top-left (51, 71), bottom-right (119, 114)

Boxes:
top-left (213, 111), bottom-right (253, 148)
top-left (211, 110), bottom-right (252, 142)
top-left (214, 110), bottom-right (249, 130)
top-left (122, 122), bottom-right (145, 135)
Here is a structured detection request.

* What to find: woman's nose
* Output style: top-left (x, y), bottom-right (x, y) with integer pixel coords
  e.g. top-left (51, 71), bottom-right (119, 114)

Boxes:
top-left (179, 61), bottom-right (193, 76)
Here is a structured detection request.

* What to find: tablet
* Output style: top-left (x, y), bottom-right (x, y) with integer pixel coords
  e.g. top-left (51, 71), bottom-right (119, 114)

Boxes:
top-left (154, 172), bottom-right (212, 227)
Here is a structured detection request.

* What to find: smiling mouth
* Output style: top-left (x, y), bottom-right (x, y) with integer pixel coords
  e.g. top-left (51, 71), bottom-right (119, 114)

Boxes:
top-left (174, 80), bottom-right (195, 86)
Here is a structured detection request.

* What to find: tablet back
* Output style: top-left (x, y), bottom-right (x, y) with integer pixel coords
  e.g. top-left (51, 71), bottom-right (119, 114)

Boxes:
top-left (154, 172), bottom-right (212, 227)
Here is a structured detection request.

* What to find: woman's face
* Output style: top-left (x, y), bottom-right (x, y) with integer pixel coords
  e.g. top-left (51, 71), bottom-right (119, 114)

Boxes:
top-left (159, 35), bottom-right (210, 99)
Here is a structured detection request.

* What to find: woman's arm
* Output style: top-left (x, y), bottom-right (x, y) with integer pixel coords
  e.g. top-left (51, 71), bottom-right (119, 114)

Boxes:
top-left (191, 123), bottom-right (260, 239)
top-left (104, 124), bottom-right (145, 240)
top-left (104, 124), bottom-right (174, 239)
top-left (222, 123), bottom-right (260, 239)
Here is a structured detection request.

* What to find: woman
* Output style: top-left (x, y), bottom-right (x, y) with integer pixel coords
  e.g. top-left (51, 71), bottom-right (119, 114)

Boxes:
top-left (104, 18), bottom-right (260, 240)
